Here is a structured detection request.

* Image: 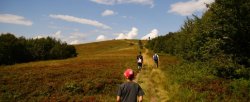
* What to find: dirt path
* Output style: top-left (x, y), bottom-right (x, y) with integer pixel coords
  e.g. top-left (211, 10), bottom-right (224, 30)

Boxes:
top-left (135, 49), bottom-right (169, 102)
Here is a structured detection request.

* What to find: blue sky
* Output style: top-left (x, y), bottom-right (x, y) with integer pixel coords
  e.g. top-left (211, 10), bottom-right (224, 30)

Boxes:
top-left (0, 0), bottom-right (214, 44)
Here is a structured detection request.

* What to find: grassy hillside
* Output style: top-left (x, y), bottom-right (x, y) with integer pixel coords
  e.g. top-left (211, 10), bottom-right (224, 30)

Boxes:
top-left (0, 40), bottom-right (140, 101)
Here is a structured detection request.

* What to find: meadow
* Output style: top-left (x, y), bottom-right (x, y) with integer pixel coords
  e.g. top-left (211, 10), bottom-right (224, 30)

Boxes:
top-left (0, 40), bottom-right (139, 101)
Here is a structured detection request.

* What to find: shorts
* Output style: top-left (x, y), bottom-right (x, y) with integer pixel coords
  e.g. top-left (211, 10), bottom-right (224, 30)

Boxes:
top-left (138, 63), bottom-right (142, 67)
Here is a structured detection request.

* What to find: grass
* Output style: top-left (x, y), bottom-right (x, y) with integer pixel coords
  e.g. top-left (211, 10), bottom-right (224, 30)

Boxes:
top-left (159, 54), bottom-right (250, 102)
top-left (0, 40), bottom-right (140, 101)
top-left (139, 47), bottom-right (250, 102)
top-left (2, 39), bottom-right (248, 101)
top-left (136, 49), bottom-right (178, 102)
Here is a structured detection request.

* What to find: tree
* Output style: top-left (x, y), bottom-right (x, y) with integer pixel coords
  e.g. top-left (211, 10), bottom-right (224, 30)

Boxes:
top-left (146, 0), bottom-right (250, 78)
top-left (0, 33), bottom-right (78, 65)
top-left (0, 33), bottom-right (23, 64)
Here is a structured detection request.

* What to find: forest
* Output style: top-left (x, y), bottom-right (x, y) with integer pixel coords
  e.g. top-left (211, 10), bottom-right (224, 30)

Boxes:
top-left (0, 33), bottom-right (77, 65)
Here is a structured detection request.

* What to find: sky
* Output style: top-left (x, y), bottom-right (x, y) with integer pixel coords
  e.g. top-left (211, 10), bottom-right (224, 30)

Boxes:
top-left (0, 0), bottom-right (214, 44)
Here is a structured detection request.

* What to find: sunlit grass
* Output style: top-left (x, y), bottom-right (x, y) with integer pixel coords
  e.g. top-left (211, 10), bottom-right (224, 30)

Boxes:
top-left (136, 49), bottom-right (179, 102)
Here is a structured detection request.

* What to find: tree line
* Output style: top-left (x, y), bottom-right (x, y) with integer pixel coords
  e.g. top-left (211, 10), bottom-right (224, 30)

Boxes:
top-left (146, 0), bottom-right (250, 79)
top-left (0, 33), bottom-right (77, 65)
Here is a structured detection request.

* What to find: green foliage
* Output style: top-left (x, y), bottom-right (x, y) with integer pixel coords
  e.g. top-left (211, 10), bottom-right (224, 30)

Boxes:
top-left (160, 56), bottom-right (250, 101)
top-left (146, 0), bottom-right (250, 79)
top-left (0, 33), bottom-right (77, 65)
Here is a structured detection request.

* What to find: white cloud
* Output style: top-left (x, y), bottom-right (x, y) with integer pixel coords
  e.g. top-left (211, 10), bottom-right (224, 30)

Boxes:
top-left (91, 0), bottom-right (116, 5)
top-left (33, 31), bottom-right (87, 45)
top-left (70, 40), bottom-right (81, 45)
top-left (116, 33), bottom-right (126, 39)
top-left (102, 9), bottom-right (116, 16)
top-left (91, 0), bottom-right (154, 7)
top-left (0, 14), bottom-right (32, 26)
top-left (34, 31), bottom-right (62, 40)
top-left (67, 32), bottom-right (87, 44)
top-left (168, 0), bottom-right (215, 16)
top-left (96, 35), bottom-right (107, 41)
top-left (33, 35), bottom-right (46, 39)
top-left (116, 27), bottom-right (138, 39)
top-left (49, 14), bottom-right (111, 29)
top-left (141, 29), bottom-right (158, 40)
top-left (52, 30), bottom-right (62, 38)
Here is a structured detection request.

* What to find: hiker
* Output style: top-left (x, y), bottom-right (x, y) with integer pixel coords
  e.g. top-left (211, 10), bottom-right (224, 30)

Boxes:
top-left (153, 53), bottom-right (159, 68)
top-left (137, 52), bottom-right (143, 71)
top-left (117, 69), bottom-right (145, 102)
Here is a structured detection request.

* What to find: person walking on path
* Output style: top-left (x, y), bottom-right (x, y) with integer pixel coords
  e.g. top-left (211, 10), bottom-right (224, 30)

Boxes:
top-left (117, 69), bottom-right (145, 102)
top-left (153, 53), bottom-right (159, 68)
top-left (137, 52), bottom-right (143, 71)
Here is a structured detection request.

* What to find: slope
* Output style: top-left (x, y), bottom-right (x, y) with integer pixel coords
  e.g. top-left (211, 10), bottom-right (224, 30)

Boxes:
top-left (0, 40), bottom-right (139, 101)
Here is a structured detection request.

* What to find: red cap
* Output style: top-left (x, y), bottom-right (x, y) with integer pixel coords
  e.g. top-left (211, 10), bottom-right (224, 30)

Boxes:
top-left (124, 69), bottom-right (134, 79)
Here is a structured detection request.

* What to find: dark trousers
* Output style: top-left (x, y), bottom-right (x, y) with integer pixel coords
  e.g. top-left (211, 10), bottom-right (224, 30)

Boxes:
top-left (154, 60), bottom-right (158, 67)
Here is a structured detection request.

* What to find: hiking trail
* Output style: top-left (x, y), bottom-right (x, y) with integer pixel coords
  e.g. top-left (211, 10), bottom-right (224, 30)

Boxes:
top-left (135, 49), bottom-right (169, 102)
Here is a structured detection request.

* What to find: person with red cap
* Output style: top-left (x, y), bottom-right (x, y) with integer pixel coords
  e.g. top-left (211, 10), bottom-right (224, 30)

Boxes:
top-left (117, 69), bottom-right (145, 102)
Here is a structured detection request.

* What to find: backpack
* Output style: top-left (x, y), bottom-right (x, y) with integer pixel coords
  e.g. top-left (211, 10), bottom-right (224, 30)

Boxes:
top-left (137, 55), bottom-right (142, 63)
top-left (138, 58), bottom-right (142, 63)
top-left (153, 55), bottom-right (158, 61)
